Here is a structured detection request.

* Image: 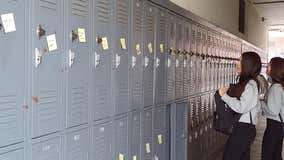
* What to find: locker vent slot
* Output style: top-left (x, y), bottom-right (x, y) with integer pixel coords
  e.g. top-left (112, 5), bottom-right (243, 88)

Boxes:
top-left (159, 17), bottom-right (166, 33)
top-left (116, 81), bottom-right (128, 105)
top-left (71, 86), bottom-right (87, 116)
top-left (38, 90), bottom-right (57, 121)
top-left (72, 0), bottom-right (89, 17)
top-left (97, 0), bottom-right (111, 23)
top-left (117, 0), bottom-right (128, 25)
top-left (146, 14), bottom-right (154, 32)
top-left (133, 81), bottom-right (142, 101)
top-left (39, 0), bottom-right (57, 11)
top-left (0, 94), bottom-right (17, 130)
top-left (94, 126), bottom-right (108, 159)
top-left (135, 7), bottom-right (142, 32)
top-left (95, 84), bottom-right (108, 110)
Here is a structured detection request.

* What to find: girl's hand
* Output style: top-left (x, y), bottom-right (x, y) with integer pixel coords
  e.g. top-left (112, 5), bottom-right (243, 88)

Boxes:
top-left (219, 87), bottom-right (229, 96)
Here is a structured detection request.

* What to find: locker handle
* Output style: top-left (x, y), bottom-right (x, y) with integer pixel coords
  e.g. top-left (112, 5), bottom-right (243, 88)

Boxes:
top-left (37, 25), bottom-right (46, 39)
top-left (35, 48), bottom-right (42, 68)
top-left (96, 36), bottom-right (102, 44)
top-left (71, 30), bottom-right (78, 42)
top-left (69, 50), bottom-right (75, 67)
top-left (0, 23), bottom-right (3, 31)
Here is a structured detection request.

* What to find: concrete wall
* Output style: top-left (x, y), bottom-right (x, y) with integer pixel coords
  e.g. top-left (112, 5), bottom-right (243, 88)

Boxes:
top-left (170, 0), bottom-right (268, 50)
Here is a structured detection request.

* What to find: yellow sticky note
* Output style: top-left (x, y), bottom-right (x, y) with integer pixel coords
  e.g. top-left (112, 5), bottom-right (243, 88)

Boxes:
top-left (148, 43), bottom-right (153, 54)
top-left (102, 37), bottom-right (109, 50)
top-left (46, 34), bottom-right (58, 52)
top-left (119, 154), bottom-right (124, 160)
top-left (160, 43), bottom-right (164, 53)
top-left (78, 28), bottom-right (86, 43)
top-left (133, 155), bottom-right (137, 160)
top-left (158, 134), bottom-right (163, 144)
top-left (146, 143), bottom-right (151, 153)
top-left (136, 44), bottom-right (141, 55)
top-left (120, 38), bottom-right (127, 50)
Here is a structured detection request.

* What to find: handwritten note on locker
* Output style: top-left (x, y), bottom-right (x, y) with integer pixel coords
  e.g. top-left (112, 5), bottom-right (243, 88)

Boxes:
top-left (1, 13), bottom-right (16, 33)
top-left (148, 42), bottom-right (153, 54)
top-left (158, 134), bottom-right (163, 144)
top-left (160, 43), bottom-right (164, 53)
top-left (136, 44), bottom-right (141, 55)
top-left (78, 28), bottom-right (86, 43)
top-left (102, 37), bottom-right (109, 50)
top-left (46, 34), bottom-right (58, 52)
top-left (146, 143), bottom-right (151, 153)
top-left (133, 155), bottom-right (137, 160)
top-left (119, 154), bottom-right (124, 160)
top-left (120, 38), bottom-right (127, 50)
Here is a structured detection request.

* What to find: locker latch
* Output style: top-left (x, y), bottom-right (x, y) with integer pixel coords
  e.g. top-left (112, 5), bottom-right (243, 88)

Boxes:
top-left (35, 48), bottom-right (42, 68)
top-left (37, 25), bottom-right (46, 39)
top-left (94, 52), bottom-right (100, 68)
top-left (69, 50), bottom-right (75, 67)
top-left (155, 57), bottom-right (160, 68)
top-left (131, 56), bottom-right (136, 68)
top-left (115, 54), bottom-right (121, 68)
top-left (167, 58), bottom-right (171, 68)
top-left (144, 56), bottom-right (149, 67)
top-left (0, 23), bottom-right (3, 31)
top-left (175, 59), bottom-right (179, 68)
top-left (71, 30), bottom-right (78, 42)
top-left (183, 59), bottom-right (187, 68)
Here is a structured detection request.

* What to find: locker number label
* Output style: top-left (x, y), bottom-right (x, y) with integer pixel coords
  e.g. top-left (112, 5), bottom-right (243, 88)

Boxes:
top-left (102, 37), bottom-right (109, 50)
top-left (133, 155), bottom-right (137, 160)
top-left (46, 34), bottom-right (58, 52)
top-left (120, 38), bottom-right (127, 50)
top-left (119, 154), bottom-right (124, 160)
top-left (158, 134), bottom-right (163, 144)
top-left (78, 28), bottom-right (86, 43)
top-left (148, 42), bottom-right (153, 54)
top-left (160, 43), bottom-right (164, 53)
top-left (1, 13), bottom-right (16, 33)
top-left (136, 44), bottom-right (141, 55)
top-left (146, 143), bottom-right (151, 153)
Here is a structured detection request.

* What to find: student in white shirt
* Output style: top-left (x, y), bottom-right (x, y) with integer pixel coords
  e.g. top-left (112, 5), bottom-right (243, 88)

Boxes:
top-left (261, 57), bottom-right (284, 160)
top-left (219, 52), bottom-right (262, 160)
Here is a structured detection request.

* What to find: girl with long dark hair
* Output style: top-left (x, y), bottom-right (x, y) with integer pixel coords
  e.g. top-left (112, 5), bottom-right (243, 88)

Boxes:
top-left (262, 57), bottom-right (284, 160)
top-left (219, 52), bottom-right (262, 160)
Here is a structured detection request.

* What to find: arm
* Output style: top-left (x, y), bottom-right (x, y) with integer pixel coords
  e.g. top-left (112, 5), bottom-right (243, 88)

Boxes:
top-left (263, 85), bottom-right (282, 117)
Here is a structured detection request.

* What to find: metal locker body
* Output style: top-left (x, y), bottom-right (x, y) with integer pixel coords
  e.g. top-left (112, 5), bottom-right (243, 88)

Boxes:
top-left (31, 137), bottom-right (60, 160)
top-left (175, 17), bottom-right (184, 100)
top-left (143, 3), bottom-right (155, 108)
top-left (128, 111), bottom-right (141, 160)
top-left (65, 0), bottom-right (90, 128)
top-left (153, 106), bottom-right (166, 160)
top-left (113, 116), bottom-right (128, 160)
top-left (201, 56), bottom-right (207, 92)
top-left (166, 13), bottom-right (176, 103)
top-left (165, 105), bottom-right (171, 160)
top-left (93, 121), bottom-right (112, 160)
top-left (31, 0), bottom-right (63, 138)
top-left (189, 54), bottom-right (197, 95)
top-left (183, 22), bottom-right (191, 98)
top-left (200, 95), bottom-right (206, 123)
top-left (65, 128), bottom-right (89, 160)
top-left (129, 0), bottom-right (143, 110)
top-left (92, 0), bottom-right (114, 120)
top-left (112, 0), bottom-right (130, 115)
top-left (154, 8), bottom-right (166, 105)
top-left (0, 147), bottom-right (23, 160)
top-left (0, 0), bottom-right (25, 147)
top-left (142, 108), bottom-right (153, 160)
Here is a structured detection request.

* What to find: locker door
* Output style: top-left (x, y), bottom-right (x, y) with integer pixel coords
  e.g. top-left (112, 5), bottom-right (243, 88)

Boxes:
top-left (165, 105), bottom-right (171, 160)
top-left (65, 128), bottom-right (89, 160)
top-left (113, 116), bottom-right (128, 160)
top-left (154, 9), bottom-right (166, 105)
top-left (93, 122), bottom-right (112, 160)
top-left (153, 107), bottom-right (166, 160)
top-left (92, 0), bottom-right (113, 120)
top-left (201, 55), bottom-right (207, 92)
top-left (175, 17), bottom-right (184, 100)
top-left (65, 0), bottom-right (89, 128)
top-left (31, 0), bottom-right (63, 138)
top-left (183, 22), bottom-right (191, 98)
top-left (200, 95), bottom-right (206, 123)
top-left (175, 102), bottom-right (188, 160)
top-left (206, 57), bottom-right (212, 91)
top-left (129, 0), bottom-right (143, 110)
top-left (196, 27), bottom-right (202, 93)
top-left (0, 0), bottom-right (25, 147)
top-left (128, 111), bottom-right (140, 160)
top-left (166, 13), bottom-right (176, 102)
top-left (189, 24), bottom-right (196, 96)
top-left (32, 137), bottom-right (60, 160)
top-left (0, 148), bottom-right (23, 160)
top-left (142, 108), bottom-right (153, 160)
top-left (113, 0), bottom-right (130, 115)
top-left (143, 3), bottom-right (155, 107)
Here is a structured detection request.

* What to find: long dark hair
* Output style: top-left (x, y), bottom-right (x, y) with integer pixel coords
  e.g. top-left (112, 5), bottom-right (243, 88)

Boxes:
top-left (228, 52), bottom-right (262, 98)
top-left (270, 57), bottom-right (284, 88)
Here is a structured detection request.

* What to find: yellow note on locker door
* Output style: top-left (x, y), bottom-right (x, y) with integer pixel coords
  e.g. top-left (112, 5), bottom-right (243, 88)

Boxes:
top-left (102, 37), bottom-right (109, 50)
top-left (146, 143), bottom-right (151, 153)
top-left (158, 134), bottom-right (163, 144)
top-left (78, 28), bottom-right (86, 43)
top-left (120, 38), bottom-right (127, 50)
top-left (119, 154), bottom-right (124, 160)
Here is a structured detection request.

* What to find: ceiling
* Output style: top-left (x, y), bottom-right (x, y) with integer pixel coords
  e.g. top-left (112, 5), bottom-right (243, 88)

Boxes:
top-left (252, 0), bottom-right (284, 30)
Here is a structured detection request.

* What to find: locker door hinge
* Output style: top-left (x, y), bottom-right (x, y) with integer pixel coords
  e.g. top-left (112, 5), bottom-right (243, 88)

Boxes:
top-left (35, 48), bottom-right (42, 68)
top-left (69, 50), bottom-right (75, 67)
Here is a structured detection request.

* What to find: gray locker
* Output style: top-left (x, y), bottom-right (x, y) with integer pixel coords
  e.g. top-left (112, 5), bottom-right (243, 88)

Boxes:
top-left (195, 96), bottom-right (201, 126)
top-left (128, 111), bottom-right (140, 160)
top-left (153, 106), bottom-right (166, 160)
top-left (166, 13), bottom-right (176, 102)
top-left (92, 0), bottom-right (113, 120)
top-left (93, 121), bottom-right (112, 160)
top-left (142, 108), bottom-right (153, 160)
top-left (183, 22), bottom-right (191, 98)
top-left (65, 128), bottom-right (89, 160)
top-left (0, 0), bottom-right (25, 147)
top-left (165, 105), bottom-right (171, 160)
top-left (129, 0), bottom-right (143, 110)
top-left (154, 8), bottom-right (166, 105)
top-left (201, 55), bottom-right (207, 92)
top-left (143, 3), bottom-right (155, 107)
top-left (175, 17), bottom-right (184, 100)
top-left (113, 116), bottom-right (128, 160)
top-left (189, 24), bottom-right (197, 95)
top-left (202, 29), bottom-right (207, 55)
top-left (31, 0), bottom-right (63, 138)
top-left (112, 0), bottom-right (130, 115)
top-left (206, 57), bottom-right (213, 91)
top-left (200, 95), bottom-right (206, 122)
top-left (32, 137), bottom-right (60, 160)
top-left (0, 147), bottom-right (23, 160)
top-left (65, 0), bottom-right (90, 128)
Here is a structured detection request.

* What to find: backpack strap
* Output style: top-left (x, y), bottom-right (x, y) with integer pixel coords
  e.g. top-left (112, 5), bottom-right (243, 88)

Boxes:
top-left (250, 111), bottom-right (253, 124)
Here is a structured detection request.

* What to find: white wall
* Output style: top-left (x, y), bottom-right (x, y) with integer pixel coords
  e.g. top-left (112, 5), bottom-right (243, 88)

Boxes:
top-left (170, 0), bottom-right (268, 50)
